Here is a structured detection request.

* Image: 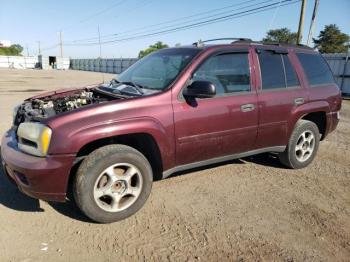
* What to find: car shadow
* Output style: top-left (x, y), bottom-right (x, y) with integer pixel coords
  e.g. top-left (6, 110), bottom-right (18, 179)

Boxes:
top-left (0, 148), bottom-right (94, 222)
top-left (48, 200), bottom-right (94, 223)
top-left (242, 153), bottom-right (286, 169)
top-left (168, 158), bottom-right (245, 179)
top-left (0, 163), bottom-right (94, 222)
top-left (0, 163), bottom-right (44, 212)
top-left (167, 153), bottom-right (286, 179)
top-left (0, 149), bottom-right (285, 223)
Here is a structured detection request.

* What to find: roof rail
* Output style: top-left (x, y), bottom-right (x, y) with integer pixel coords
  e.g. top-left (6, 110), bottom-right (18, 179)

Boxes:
top-left (192, 38), bottom-right (252, 47)
top-left (191, 38), bottom-right (314, 50)
top-left (259, 41), bottom-right (313, 49)
top-left (231, 40), bottom-right (313, 50)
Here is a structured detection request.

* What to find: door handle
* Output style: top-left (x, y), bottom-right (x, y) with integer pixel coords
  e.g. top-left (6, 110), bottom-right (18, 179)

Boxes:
top-left (294, 97), bottom-right (304, 105)
top-left (240, 103), bottom-right (255, 112)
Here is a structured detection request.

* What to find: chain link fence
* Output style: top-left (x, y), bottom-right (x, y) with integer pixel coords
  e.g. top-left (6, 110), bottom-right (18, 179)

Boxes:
top-left (70, 58), bottom-right (138, 74)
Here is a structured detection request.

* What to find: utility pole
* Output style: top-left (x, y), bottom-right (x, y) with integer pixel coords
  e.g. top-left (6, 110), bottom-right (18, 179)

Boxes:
top-left (37, 41), bottom-right (41, 55)
top-left (26, 44), bottom-right (29, 56)
top-left (98, 25), bottom-right (102, 58)
top-left (98, 25), bottom-right (105, 83)
top-left (307, 0), bottom-right (319, 46)
top-left (58, 31), bottom-right (63, 57)
top-left (297, 0), bottom-right (307, 44)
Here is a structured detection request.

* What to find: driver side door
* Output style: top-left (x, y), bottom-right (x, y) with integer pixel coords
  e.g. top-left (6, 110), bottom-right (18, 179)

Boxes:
top-left (172, 50), bottom-right (259, 166)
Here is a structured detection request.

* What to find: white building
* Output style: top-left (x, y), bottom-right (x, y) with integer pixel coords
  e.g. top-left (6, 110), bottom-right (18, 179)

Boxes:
top-left (0, 40), bottom-right (11, 47)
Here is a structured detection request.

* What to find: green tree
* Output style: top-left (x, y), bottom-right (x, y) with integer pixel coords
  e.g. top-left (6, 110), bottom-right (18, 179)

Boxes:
top-left (313, 24), bottom-right (349, 53)
top-left (0, 44), bottom-right (24, 56)
top-left (138, 41), bottom-right (169, 58)
top-left (262, 28), bottom-right (297, 44)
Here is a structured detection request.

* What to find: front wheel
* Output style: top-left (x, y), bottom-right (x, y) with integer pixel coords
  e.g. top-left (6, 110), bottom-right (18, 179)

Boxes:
top-left (74, 144), bottom-right (153, 223)
top-left (279, 120), bottom-right (320, 169)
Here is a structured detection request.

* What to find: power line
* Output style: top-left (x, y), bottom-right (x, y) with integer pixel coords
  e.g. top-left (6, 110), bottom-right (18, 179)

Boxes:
top-left (65, 0), bottom-right (155, 38)
top-left (65, 0), bottom-right (300, 46)
top-left (65, 0), bottom-right (268, 44)
top-left (41, 44), bottom-right (59, 52)
top-left (62, 0), bottom-right (128, 32)
top-left (69, 0), bottom-right (299, 46)
top-left (65, 0), bottom-right (279, 45)
top-left (269, 0), bottom-right (282, 28)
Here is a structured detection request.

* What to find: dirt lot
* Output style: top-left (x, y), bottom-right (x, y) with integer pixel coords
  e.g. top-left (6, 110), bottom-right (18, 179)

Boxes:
top-left (0, 69), bottom-right (349, 262)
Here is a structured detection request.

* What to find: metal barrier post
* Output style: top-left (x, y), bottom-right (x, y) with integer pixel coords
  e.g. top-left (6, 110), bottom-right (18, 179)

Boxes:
top-left (340, 45), bottom-right (349, 92)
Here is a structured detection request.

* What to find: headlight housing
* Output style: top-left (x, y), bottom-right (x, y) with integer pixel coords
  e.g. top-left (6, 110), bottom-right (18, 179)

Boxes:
top-left (17, 123), bottom-right (52, 157)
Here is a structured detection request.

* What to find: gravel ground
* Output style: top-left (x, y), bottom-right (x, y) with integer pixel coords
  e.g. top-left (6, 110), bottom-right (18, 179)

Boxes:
top-left (0, 69), bottom-right (349, 262)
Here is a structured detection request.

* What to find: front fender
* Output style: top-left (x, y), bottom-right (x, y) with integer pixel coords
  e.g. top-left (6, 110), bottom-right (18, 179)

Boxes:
top-left (48, 117), bottom-right (174, 170)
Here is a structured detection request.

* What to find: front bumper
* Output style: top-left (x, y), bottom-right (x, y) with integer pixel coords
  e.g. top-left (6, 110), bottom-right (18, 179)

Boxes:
top-left (1, 130), bottom-right (75, 202)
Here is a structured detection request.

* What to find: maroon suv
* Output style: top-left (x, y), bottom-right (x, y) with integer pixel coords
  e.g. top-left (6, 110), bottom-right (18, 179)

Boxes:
top-left (1, 39), bottom-right (341, 223)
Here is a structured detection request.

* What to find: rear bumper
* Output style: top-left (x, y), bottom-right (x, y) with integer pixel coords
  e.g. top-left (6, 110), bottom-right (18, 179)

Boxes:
top-left (1, 130), bottom-right (75, 202)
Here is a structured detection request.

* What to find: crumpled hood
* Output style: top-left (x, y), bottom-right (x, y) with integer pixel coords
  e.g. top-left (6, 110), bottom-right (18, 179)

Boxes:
top-left (27, 84), bottom-right (100, 100)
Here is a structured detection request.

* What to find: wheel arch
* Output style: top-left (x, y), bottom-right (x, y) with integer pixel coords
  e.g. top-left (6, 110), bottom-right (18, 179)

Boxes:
top-left (76, 132), bottom-right (164, 180)
top-left (65, 132), bottom-right (164, 201)
top-left (63, 118), bottom-right (174, 199)
top-left (288, 101), bottom-right (330, 141)
top-left (300, 111), bottom-right (327, 140)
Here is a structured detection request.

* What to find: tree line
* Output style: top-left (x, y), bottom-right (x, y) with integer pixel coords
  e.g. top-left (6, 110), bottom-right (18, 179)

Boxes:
top-left (138, 24), bottom-right (349, 57)
top-left (0, 44), bottom-right (23, 56)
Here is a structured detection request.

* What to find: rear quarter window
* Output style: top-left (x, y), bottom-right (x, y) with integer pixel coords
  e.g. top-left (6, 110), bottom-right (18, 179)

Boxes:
top-left (296, 53), bottom-right (335, 86)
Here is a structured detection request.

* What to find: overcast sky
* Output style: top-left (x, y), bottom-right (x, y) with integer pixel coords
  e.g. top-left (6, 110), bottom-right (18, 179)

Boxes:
top-left (1, 0), bottom-right (349, 58)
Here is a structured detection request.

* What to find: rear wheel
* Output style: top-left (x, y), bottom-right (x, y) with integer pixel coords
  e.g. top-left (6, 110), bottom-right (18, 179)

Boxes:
top-left (279, 120), bottom-right (320, 169)
top-left (74, 144), bottom-right (153, 223)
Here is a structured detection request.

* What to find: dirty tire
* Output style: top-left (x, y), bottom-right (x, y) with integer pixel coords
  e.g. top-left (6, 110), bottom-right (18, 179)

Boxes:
top-left (279, 120), bottom-right (320, 169)
top-left (74, 144), bottom-right (153, 223)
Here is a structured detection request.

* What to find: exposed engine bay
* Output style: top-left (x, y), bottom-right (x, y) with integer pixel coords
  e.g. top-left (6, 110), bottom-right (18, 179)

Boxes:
top-left (13, 88), bottom-right (118, 128)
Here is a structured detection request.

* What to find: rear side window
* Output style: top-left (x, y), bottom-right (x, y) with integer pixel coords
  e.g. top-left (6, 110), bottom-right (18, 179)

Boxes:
top-left (296, 53), bottom-right (334, 86)
top-left (282, 55), bottom-right (299, 87)
top-left (193, 53), bottom-right (250, 96)
top-left (259, 50), bottom-right (285, 89)
top-left (258, 50), bottom-right (299, 90)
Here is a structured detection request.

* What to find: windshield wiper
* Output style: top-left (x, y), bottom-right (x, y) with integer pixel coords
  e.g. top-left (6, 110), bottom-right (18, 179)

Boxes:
top-left (110, 79), bottom-right (144, 95)
top-left (120, 81), bottom-right (144, 95)
top-left (109, 79), bottom-right (120, 86)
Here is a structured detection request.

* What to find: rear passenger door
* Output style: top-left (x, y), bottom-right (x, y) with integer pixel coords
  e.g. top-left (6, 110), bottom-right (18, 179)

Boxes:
top-left (254, 48), bottom-right (308, 149)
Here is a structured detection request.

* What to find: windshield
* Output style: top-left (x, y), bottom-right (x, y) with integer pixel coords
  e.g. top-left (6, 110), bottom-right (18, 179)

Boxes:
top-left (116, 48), bottom-right (201, 91)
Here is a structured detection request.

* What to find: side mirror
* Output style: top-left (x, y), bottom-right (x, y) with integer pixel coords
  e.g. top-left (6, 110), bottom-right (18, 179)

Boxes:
top-left (183, 81), bottom-right (216, 98)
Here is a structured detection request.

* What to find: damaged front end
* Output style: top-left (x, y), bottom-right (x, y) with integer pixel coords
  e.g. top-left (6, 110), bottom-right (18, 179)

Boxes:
top-left (13, 88), bottom-right (118, 129)
top-left (10, 87), bottom-right (121, 157)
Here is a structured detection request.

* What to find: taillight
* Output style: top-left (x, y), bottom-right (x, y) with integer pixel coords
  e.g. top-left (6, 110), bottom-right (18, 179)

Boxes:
top-left (334, 96), bottom-right (342, 111)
